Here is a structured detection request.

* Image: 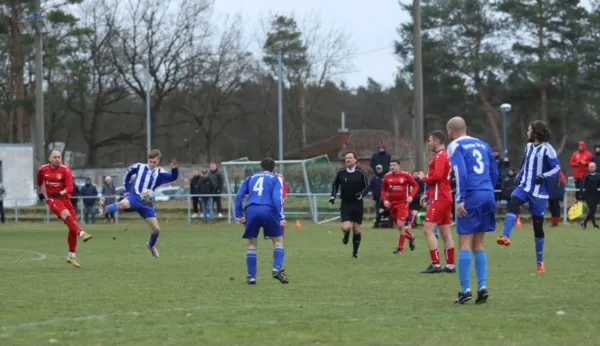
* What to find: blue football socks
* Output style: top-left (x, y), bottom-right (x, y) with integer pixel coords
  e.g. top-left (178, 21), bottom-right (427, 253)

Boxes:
top-left (246, 248), bottom-right (257, 279)
top-left (148, 232), bottom-right (159, 247)
top-left (474, 250), bottom-right (488, 289)
top-left (502, 213), bottom-right (517, 238)
top-left (273, 245), bottom-right (285, 271)
top-left (106, 203), bottom-right (119, 214)
top-left (458, 249), bottom-right (472, 293)
top-left (535, 237), bottom-right (544, 263)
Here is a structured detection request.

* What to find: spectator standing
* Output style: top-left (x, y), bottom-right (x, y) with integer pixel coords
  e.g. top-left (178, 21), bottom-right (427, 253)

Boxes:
top-left (592, 145), bottom-right (600, 168)
top-left (580, 163), bottom-right (600, 229)
top-left (71, 182), bottom-right (80, 214)
top-left (190, 170), bottom-right (201, 218)
top-left (0, 182), bottom-right (5, 223)
top-left (368, 164), bottom-right (385, 227)
top-left (547, 172), bottom-right (566, 227)
top-left (570, 141), bottom-right (592, 200)
top-left (209, 162), bottom-right (224, 218)
top-left (199, 169), bottom-right (216, 223)
top-left (492, 148), bottom-right (503, 171)
top-left (370, 141), bottom-right (391, 174)
top-left (102, 176), bottom-right (117, 223)
top-left (80, 178), bottom-right (98, 224)
top-left (501, 168), bottom-right (518, 203)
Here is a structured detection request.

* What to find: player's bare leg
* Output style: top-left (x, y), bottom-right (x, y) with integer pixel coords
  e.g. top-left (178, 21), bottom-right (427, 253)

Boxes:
top-left (144, 217), bottom-right (161, 258)
top-left (439, 224), bottom-right (456, 273)
top-left (246, 238), bottom-right (258, 284)
top-left (341, 221), bottom-right (352, 245)
top-left (270, 235), bottom-right (288, 284)
top-left (58, 208), bottom-right (91, 268)
top-left (421, 221), bottom-right (443, 273)
top-left (455, 233), bottom-right (474, 304)
top-left (351, 223), bottom-right (361, 258)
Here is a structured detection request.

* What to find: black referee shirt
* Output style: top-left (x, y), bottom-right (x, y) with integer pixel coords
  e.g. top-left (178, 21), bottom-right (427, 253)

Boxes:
top-left (331, 166), bottom-right (369, 204)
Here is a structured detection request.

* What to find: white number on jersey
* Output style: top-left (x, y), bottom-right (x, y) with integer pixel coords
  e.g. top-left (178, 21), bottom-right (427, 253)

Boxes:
top-left (252, 177), bottom-right (264, 196)
top-left (472, 149), bottom-right (484, 174)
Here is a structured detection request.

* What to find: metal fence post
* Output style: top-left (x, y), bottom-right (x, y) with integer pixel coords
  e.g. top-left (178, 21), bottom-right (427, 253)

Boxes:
top-left (563, 189), bottom-right (568, 224)
top-left (14, 199), bottom-right (19, 223)
top-left (187, 195), bottom-right (191, 225)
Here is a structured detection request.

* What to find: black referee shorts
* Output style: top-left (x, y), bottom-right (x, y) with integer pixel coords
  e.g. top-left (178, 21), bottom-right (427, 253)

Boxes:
top-left (340, 202), bottom-right (364, 225)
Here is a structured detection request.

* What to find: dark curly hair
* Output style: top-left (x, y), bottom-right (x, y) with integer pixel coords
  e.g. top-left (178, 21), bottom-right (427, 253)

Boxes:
top-left (529, 120), bottom-right (552, 143)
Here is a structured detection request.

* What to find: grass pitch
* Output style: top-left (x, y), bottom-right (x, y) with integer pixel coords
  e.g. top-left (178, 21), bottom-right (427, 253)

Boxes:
top-left (0, 221), bottom-right (599, 344)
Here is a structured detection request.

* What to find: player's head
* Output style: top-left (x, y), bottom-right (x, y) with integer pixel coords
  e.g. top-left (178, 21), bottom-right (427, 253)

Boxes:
top-left (389, 160), bottom-right (400, 173)
top-left (427, 130), bottom-right (446, 152)
top-left (260, 158), bottom-right (275, 172)
top-left (527, 120), bottom-right (551, 143)
top-left (589, 162), bottom-right (597, 172)
top-left (147, 149), bottom-right (161, 169)
top-left (344, 151), bottom-right (357, 168)
top-left (48, 148), bottom-right (62, 167)
top-left (446, 117), bottom-right (467, 140)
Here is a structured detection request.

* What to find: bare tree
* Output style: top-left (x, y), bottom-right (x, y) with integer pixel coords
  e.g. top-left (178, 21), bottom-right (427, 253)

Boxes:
top-left (103, 0), bottom-right (211, 153)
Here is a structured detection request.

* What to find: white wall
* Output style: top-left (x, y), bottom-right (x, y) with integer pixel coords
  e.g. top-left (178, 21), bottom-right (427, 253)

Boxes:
top-left (0, 144), bottom-right (36, 207)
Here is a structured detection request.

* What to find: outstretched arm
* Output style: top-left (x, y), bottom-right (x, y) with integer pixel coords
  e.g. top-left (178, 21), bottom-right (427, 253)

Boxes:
top-left (156, 160), bottom-right (179, 186)
top-left (123, 163), bottom-right (140, 191)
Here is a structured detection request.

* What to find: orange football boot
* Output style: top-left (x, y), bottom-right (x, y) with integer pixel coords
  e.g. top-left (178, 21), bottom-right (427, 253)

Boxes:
top-left (496, 236), bottom-right (511, 246)
top-left (537, 262), bottom-right (545, 273)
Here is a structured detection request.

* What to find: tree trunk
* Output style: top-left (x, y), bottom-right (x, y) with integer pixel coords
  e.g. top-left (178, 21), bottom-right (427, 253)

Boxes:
top-left (476, 84), bottom-right (502, 150)
top-left (10, 3), bottom-right (24, 143)
top-left (540, 80), bottom-right (549, 123)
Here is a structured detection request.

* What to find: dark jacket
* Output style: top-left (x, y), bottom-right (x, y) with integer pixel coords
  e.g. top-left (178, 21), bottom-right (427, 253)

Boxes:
top-left (493, 154), bottom-right (503, 172)
top-left (102, 183), bottom-right (117, 205)
top-left (592, 145), bottom-right (600, 168)
top-left (199, 176), bottom-right (216, 195)
top-left (190, 175), bottom-right (201, 195)
top-left (370, 151), bottom-right (391, 174)
top-left (547, 172), bottom-right (566, 201)
top-left (408, 178), bottom-right (425, 210)
top-left (80, 183), bottom-right (98, 206)
top-left (501, 173), bottom-right (518, 201)
top-left (71, 183), bottom-right (80, 208)
top-left (369, 173), bottom-right (385, 201)
top-left (209, 169), bottom-right (224, 193)
top-left (581, 171), bottom-right (600, 200)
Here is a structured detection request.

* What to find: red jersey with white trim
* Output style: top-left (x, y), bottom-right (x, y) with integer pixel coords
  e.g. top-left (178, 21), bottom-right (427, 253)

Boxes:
top-left (276, 173), bottom-right (288, 200)
top-left (37, 164), bottom-right (74, 197)
top-left (381, 171), bottom-right (419, 205)
top-left (422, 149), bottom-right (452, 202)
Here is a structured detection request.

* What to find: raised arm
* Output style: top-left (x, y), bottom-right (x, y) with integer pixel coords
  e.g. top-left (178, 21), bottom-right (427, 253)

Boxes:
top-left (234, 176), bottom-right (250, 219)
top-left (123, 163), bottom-right (140, 191)
top-left (449, 147), bottom-right (467, 204)
top-left (330, 171), bottom-right (340, 199)
top-left (156, 160), bottom-right (179, 186)
top-left (271, 177), bottom-right (284, 221)
top-left (542, 146), bottom-right (561, 178)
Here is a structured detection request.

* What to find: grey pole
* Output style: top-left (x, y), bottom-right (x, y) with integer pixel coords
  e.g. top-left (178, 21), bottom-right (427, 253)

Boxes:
top-left (277, 53), bottom-right (284, 173)
top-left (146, 59), bottom-right (151, 154)
top-left (412, 0), bottom-right (425, 171)
top-left (33, 4), bottom-right (45, 169)
top-left (502, 109), bottom-right (507, 156)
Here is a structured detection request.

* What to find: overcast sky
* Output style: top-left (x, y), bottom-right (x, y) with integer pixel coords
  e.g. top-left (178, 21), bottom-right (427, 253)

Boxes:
top-left (213, 0), bottom-right (594, 89)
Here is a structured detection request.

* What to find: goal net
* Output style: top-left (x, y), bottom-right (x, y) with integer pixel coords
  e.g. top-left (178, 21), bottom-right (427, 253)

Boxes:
top-left (221, 155), bottom-right (336, 224)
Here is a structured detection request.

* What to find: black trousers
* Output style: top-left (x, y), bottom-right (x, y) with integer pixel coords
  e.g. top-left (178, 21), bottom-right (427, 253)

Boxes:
top-left (214, 196), bottom-right (222, 213)
top-left (548, 199), bottom-right (561, 218)
top-left (584, 198), bottom-right (598, 226)
top-left (192, 197), bottom-right (200, 214)
top-left (575, 179), bottom-right (582, 200)
top-left (0, 200), bottom-right (5, 223)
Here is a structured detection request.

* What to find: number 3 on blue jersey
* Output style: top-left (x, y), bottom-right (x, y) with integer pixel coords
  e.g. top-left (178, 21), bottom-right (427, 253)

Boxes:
top-left (472, 149), bottom-right (484, 174)
top-left (253, 177), bottom-right (264, 196)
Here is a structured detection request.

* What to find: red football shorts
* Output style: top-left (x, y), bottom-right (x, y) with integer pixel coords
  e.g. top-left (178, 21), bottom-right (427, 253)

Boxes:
top-left (424, 200), bottom-right (453, 225)
top-left (390, 204), bottom-right (408, 223)
top-left (47, 197), bottom-right (76, 218)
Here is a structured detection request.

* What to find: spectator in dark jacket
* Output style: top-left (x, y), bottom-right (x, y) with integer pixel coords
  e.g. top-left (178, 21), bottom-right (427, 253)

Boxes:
top-left (209, 162), bottom-right (224, 218)
top-left (199, 169), bottom-right (216, 223)
top-left (71, 182), bottom-right (80, 213)
top-left (102, 176), bottom-right (117, 223)
top-left (547, 172), bottom-right (566, 227)
top-left (580, 163), bottom-right (600, 229)
top-left (492, 148), bottom-right (503, 171)
top-left (370, 141), bottom-right (391, 174)
top-left (501, 168), bottom-right (518, 203)
top-left (369, 164), bottom-right (385, 227)
top-left (592, 145), bottom-right (600, 169)
top-left (190, 170), bottom-right (201, 218)
top-left (0, 183), bottom-right (5, 224)
top-left (80, 178), bottom-right (98, 224)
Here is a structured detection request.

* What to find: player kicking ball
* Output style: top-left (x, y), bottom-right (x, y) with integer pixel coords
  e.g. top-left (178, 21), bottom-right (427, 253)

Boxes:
top-left (104, 150), bottom-right (179, 258)
top-left (447, 117), bottom-right (498, 304)
top-left (37, 149), bottom-right (92, 268)
top-left (381, 160), bottom-right (419, 254)
top-left (496, 120), bottom-right (561, 273)
top-left (235, 158), bottom-right (288, 285)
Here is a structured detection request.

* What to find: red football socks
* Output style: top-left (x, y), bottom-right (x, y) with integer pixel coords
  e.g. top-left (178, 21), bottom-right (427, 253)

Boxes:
top-left (429, 249), bottom-right (440, 265)
top-left (397, 234), bottom-right (406, 251)
top-left (445, 247), bottom-right (455, 265)
top-left (67, 231), bottom-right (77, 252)
top-left (405, 230), bottom-right (414, 240)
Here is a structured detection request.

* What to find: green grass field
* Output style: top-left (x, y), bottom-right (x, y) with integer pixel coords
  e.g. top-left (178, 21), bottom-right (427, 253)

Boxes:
top-left (1, 221), bottom-right (599, 344)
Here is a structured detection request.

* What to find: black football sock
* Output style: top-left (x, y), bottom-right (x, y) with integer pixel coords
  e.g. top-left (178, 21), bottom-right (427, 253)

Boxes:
top-left (352, 232), bottom-right (361, 254)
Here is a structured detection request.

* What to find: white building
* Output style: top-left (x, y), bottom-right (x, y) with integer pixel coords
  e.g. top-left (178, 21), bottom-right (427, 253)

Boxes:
top-left (0, 144), bottom-right (37, 207)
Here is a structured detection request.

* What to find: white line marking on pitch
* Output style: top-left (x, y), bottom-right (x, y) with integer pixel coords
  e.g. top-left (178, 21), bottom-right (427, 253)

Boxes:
top-left (0, 248), bottom-right (47, 260)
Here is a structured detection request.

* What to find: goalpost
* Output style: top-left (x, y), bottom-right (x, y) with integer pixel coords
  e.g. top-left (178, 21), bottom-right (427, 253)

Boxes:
top-left (221, 155), bottom-right (337, 224)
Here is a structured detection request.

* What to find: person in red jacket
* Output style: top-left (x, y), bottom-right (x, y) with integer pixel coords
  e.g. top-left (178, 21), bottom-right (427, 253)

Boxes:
top-left (570, 141), bottom-right (592, 200)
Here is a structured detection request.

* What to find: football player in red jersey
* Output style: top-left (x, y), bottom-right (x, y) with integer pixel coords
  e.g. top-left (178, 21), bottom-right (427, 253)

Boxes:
top-left (419, 131), bottom-right (456, 274)
top-left (37, 149), bottom-right (92, 268)
top-left (381, 160), bottom-right (420, 254)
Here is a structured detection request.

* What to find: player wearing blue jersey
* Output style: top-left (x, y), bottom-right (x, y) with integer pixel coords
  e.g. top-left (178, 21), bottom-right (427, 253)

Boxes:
top-left (446, 117), bottom-right (498, 304)
top-left (235, 158), bottom-right (288, 285)
top-left (496, 121), bottom-right (561, 273)
top-left (105, 150), bottom-right (179, 258)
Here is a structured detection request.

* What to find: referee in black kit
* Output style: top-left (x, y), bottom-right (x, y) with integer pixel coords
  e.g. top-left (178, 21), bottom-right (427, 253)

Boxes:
top-left (330, 151), bottom-right (370, 258)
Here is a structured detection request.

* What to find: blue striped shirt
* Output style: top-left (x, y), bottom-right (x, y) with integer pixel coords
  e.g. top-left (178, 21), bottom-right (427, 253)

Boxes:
top-left (516, 142), bottom-right (561, 199)
top-left (123, 163), bottom-right (179, 195)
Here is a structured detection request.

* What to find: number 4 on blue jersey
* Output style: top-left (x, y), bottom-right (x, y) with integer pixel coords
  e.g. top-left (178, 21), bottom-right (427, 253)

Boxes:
top-left (234, 172), bottom-right (284, 221)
